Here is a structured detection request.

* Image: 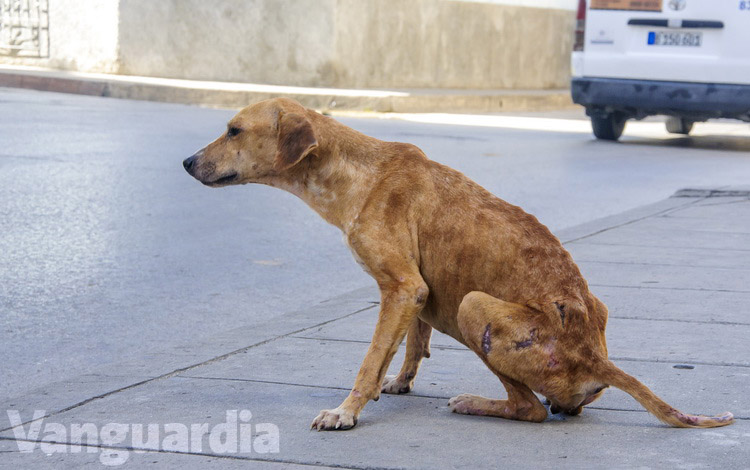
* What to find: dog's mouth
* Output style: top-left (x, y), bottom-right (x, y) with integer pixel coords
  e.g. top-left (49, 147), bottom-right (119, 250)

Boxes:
top-left (206, 172), bottom-right (239, 186)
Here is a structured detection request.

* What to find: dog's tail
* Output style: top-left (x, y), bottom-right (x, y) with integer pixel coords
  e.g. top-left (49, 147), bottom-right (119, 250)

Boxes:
top-left (595, 361), bottom-right (733, 428)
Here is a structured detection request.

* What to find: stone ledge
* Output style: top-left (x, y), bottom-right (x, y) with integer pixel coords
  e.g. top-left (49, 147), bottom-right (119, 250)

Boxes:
top-left (0, 65), bottom-right (574, 113)
top-left (672, 187), bottom-right (750, 198)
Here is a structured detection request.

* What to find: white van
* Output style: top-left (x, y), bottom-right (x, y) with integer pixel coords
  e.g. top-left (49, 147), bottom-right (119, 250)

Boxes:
top-left (571, 0), bottom-right (750, 140)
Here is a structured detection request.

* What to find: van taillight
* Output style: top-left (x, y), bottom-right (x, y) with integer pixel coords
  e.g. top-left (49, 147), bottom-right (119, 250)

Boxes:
top-left (574, 0), bottom-right (586, 51)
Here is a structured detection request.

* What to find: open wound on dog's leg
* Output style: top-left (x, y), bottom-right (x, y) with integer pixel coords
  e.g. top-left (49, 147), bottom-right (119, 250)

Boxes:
top-left (554, 301), bottom-right (566, 327)
top-left (481, 324), bottom-right (492, 354)
top-left (514, 328), bottom-right (537, 350)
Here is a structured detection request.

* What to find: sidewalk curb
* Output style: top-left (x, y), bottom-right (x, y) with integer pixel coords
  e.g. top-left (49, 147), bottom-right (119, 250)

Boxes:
top-left (556, 197), bottom-right (695, 244)
top-left (556, 186), bottom-right (750, 244)
top-left (0, 286), bottom-right (380, 434)
top-left (0, 65), bottom-right (575, 113)
top-left (673, 187), bottom-right (750, 198)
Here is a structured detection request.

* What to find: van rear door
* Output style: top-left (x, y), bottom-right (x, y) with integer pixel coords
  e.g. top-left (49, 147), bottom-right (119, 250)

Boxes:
top-left (581, 0), bottom-right (750, 85)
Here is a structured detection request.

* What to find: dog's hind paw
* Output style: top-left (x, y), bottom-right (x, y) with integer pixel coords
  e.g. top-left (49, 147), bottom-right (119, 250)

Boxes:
top-left (449, 394), bottom-right (490, 416)
top-left (381, 374), bottom-right (414, 394)
top-left (449, 393), bottom-right (547, 422)
top-left (310, 407), bottom-right (358, 431)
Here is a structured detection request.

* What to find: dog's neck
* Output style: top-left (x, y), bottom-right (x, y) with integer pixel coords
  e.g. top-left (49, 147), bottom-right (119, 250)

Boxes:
top-left (272, 113), bottom-right (382, 233)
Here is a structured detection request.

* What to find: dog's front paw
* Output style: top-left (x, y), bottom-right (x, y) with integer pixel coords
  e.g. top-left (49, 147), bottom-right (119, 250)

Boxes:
top-left (311, 407), bottom-right (358, 431)
top-left (381, 374), bottom-right (414, 394)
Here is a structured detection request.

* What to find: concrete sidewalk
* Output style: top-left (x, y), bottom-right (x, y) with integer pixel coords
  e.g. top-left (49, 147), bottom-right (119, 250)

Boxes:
top-left (0, 65), bottom-right (574, 113)
top-left (1, 188), bottom-right (748, 469)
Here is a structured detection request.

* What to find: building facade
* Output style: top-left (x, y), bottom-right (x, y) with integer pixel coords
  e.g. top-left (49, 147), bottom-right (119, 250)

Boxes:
top-left (0, 0), bottom-right (576, 90)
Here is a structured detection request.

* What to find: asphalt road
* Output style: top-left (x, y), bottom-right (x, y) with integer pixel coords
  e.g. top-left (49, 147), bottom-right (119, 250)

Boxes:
top-left (1, 87), bottom-right (749, 402)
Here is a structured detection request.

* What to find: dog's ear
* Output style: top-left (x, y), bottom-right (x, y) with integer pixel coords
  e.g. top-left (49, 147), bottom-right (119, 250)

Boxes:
top-left (275, 112), bottom-right (318, 171)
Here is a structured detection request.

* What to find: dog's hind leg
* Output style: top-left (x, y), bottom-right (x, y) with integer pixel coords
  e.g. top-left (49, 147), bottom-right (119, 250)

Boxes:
top-left (449, 375), bottom-right (547, 422)
top-left (455, 291), bottom-right (734, 428)
top-left (382, 316), bottom-right (432, 395)
top-left (449, 291), bottom-right (552, 423)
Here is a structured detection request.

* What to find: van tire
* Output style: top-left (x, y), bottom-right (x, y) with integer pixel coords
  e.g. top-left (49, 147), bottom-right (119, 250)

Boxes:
top-left (665, 117), bottom-right (694, 135)
top-left (591, 112), bottom-right (627, 141)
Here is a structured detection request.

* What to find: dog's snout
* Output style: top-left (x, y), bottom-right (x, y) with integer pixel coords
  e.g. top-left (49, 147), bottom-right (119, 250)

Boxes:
top-left (183, 155), bottom-right (197, 174)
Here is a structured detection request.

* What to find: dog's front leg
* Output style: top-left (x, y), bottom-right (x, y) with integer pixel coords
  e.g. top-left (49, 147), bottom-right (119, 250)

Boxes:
top-left (311, 275), bottom-right (428, 431)
top-left (382, 316), bottom-right (432, 394)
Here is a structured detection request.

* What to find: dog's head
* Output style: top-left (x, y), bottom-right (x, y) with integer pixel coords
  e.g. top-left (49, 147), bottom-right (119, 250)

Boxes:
top-left (183, 98), bottom-right (318, 187)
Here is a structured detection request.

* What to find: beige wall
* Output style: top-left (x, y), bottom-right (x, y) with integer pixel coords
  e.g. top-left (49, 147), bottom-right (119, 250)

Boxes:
top-left (117, 0), bottom-right (339, 86)
top-left (332, 0), bottom-right (575, 89)
top-left (1, 0), bottom-right (575, 90)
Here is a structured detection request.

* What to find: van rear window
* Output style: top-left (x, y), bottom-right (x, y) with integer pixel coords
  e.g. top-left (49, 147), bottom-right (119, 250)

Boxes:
top-left (590, 0), bottom-right (662, 11)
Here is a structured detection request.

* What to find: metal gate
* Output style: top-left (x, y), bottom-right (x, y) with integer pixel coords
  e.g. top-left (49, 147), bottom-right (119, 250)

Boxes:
top-left (0, 0), bottom-right (49, 57)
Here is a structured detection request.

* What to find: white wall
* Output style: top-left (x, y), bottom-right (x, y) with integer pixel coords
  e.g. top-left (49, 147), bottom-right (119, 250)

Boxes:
top-left (1, 0), bottom-right (120, 73)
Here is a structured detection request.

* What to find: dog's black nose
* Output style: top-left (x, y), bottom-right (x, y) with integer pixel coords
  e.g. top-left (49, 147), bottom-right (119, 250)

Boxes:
top-left (183, 155), bottom-right (197, 174)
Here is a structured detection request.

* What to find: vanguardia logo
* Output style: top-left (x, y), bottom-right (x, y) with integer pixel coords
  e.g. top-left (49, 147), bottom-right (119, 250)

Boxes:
top-left (7, 409), bottom-right (280, 466)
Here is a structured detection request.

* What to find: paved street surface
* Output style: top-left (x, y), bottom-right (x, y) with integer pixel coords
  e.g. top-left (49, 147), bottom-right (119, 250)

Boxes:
top-left (1, 88), bottom-right (749, 468)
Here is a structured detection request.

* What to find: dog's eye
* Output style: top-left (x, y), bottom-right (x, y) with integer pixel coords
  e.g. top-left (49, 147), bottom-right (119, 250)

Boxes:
top-left (227, 127), bottom-right (242, 138)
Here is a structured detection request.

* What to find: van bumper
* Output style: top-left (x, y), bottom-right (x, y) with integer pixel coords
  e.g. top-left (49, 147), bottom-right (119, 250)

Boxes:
top-left (571, 77), bottom-right (750, 120)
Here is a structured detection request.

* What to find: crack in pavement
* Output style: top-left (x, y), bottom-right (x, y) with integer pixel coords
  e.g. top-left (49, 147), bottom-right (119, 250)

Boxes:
top-left (571, 241), bottom-right (750, 253)
top-left (289, 336), bottom-right (750, 368)
top-left (606, 316), bottom-right (750, 327)
top-left (576, 259), bottom-right (750, 271)
top-left (0, 436), bottom-right (374, 470)
top-left (0, 304), bottom-right (378, 434)
top-left (589, 283), bottom-right (750, 294)
top-left (168, 375), bottom-right (750, 420)
top-left (559, 197), bottom-right (705, 245)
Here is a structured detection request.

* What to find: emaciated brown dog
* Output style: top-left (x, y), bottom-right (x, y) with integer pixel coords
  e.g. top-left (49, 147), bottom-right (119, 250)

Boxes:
top-left (183, 98), bottom-right (733, 431)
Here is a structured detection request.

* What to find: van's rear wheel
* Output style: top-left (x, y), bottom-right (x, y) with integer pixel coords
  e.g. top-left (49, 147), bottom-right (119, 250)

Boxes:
top-left (591, 112), bottom-right (627, 141)
top-left (665, 117), bottom-right (694, 135)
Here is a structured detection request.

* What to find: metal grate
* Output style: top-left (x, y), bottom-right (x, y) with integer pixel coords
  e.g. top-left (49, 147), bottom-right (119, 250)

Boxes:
top-left (0, 0), bottom-right (49, 57)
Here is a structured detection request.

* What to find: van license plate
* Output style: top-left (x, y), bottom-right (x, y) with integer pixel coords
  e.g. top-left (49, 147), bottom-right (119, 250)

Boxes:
top-left (648, 31), bottom-right (702, 47)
